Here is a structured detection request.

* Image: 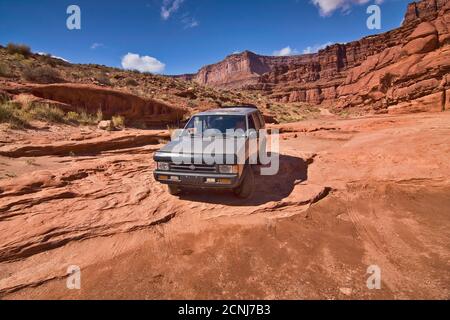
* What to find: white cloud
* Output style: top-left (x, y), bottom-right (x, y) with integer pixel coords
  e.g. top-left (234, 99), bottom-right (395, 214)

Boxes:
top-left (302, 41), bottom-right (333, 54)
top-left (182, 16), bottom-right (199, 29)
top-left (311, 0), bottom-right (384, 17)
top-left (90, 43), bottom-right (104, 50)
top-left (161, 0), bottom-right (184, 20)
top-left (37, 52), bottom-right (69, 62)
top-left (161, 1), bottom-right (200, 30)
top-left (273, 46), bottom-right (299, 57)
top-left (121, 53), bottom-right (166, 74)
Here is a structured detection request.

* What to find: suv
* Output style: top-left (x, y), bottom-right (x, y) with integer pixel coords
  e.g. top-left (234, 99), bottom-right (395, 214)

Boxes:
top-left (153, 107), bottom-right (266, 198)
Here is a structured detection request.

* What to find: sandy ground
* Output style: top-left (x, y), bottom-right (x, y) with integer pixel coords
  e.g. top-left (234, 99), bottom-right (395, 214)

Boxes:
top-left (0, 112), bottom-right (449, 300)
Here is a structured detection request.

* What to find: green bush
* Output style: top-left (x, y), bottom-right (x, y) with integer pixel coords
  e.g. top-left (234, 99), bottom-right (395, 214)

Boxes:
top-left (6, 43), bottom-right (32, 57)
top-left (112, 115), bottom-right (125, 128)
top-left (65, 111), bottom-right (80, 123)
top-left (22, 65), bottom-right (62, 84)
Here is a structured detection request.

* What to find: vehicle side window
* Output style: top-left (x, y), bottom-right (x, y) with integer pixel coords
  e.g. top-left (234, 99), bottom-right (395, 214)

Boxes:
top-left (257, 112), bottom-right (265, 128)
top-left (252, 113), bottom-right (261, 130)
top-left (247, 115), bottom-right (256, 130)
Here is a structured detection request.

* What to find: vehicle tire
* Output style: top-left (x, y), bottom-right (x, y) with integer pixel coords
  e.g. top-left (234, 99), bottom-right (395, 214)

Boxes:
top-left (233, 165), bottom-right (254, 199)
top-left (168, 185), bottom-right (181, 196)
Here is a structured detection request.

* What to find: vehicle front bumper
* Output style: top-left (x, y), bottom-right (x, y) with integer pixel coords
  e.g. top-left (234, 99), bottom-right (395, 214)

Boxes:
top-left (153, 170), bottom-right (242, 189)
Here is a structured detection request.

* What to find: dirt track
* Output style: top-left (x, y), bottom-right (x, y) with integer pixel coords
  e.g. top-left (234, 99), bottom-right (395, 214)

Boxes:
top-left (0, 112), bottom-right (449, 299)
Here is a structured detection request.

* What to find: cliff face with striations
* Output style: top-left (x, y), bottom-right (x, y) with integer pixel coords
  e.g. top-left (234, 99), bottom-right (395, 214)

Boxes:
top-left (188, 0), bottom-right (450, 114)
top-left (191, 51), bottom-right (311, 89)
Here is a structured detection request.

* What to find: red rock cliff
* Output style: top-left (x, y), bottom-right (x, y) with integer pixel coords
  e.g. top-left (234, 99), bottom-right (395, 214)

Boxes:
top-left (188, 0), bottom-right (450, 113)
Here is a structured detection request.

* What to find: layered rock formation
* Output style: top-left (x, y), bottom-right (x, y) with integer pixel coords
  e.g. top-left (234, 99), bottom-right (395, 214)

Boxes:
top-left (187, 0), bottom-right (450, 113)
top-left (1, 83), bottom-right (187, 125)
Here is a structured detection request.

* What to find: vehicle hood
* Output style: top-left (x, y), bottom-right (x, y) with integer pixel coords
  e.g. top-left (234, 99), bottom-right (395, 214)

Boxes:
top-left (154, 135), bottom-right (247, 164)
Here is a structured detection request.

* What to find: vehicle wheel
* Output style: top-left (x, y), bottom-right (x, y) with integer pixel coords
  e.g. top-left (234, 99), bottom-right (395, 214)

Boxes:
top-left (233, 165), bottom-right (254, 199)
top-left (168, 185), bottom-right (181, 196)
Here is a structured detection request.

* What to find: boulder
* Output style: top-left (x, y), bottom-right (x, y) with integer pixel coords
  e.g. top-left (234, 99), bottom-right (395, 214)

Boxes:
top-left (402, 34), bottom-right (439, 55)
top-left (407, 22), bottom-right (437, 41)
top-left (98, 120), bottom-right (114, 131)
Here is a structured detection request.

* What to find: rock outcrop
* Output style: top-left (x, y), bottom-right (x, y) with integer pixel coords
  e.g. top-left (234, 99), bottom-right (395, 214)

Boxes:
top-left (1, 83), bottom-right (187, 125)
top-left (187, 0), bottom-right (450, 114)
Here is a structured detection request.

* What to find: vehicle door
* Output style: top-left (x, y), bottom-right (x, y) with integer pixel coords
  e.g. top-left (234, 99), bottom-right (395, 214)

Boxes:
top-left (247, 112), bottom-right (259, 164)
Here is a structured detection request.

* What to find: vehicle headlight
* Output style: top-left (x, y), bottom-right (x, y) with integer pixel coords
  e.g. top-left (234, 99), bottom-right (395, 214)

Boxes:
top-left (157, 162), bottom-right (170, 171)
top-left (218, 165), bottom-right (238, 174)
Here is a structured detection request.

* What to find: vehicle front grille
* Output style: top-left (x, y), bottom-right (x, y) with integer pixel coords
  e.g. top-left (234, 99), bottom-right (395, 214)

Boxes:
top-left (170, 163), bottom-right (217, 173)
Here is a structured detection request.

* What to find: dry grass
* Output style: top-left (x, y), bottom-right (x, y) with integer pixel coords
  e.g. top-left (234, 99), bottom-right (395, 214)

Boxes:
top-left (0, 101), bottom-right (30, 128)
top-left (0, 63), bottom-right (11, 77)
top-left (66, 110), bottom-right (101, 125)
top-left (112, 115), bottom-right (125, 128)
top-left (22, 65), bottom-right (62, 84)
top-left (0, 100), bottom-right (102, 128)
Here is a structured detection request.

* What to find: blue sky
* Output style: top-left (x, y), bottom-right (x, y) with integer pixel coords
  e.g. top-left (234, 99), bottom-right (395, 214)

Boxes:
top-left (0, 0), bottom-right (410, 75)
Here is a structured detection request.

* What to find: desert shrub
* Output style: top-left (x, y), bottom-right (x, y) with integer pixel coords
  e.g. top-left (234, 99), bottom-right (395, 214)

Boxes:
top-left (95, 72), bottom-right (111, 85)
top-left (22, 65), bottom-right (62, 84)
top-left (29, 104), bottom-right (66, 123)
top-left (38, 53), bottom-right (70, 67)
top-left (124, 78), bottom-right (138, 86)
top-left (380, 72), bottom-right (396, 93)
top-left (0, 63), bottom-right (11, 77)
top-left (81, 110), bottom-right (100, 125)
top-left (67, 110), bottom-right (96, 125)
top-left (186, 100), bottom-right (196, 108)
top-left (112, 115), bottom-right (125, 128)
top-left (64, 110), bottom-right (95, 125)
top-left (65, 111), bottom-right (80, 123)
top-left (38, 54), bottom-right (58, 67)
top-left (132, 120), bottom-right (147, 129)
top-left (0, 100), bottom-right (104, 128)
top-left (96, 109), bottom-right (103, 122)
top-left (6, 43), bottom-right (32, 57)
top-left (25, 158), bottom-right (37, 166)
top-left (0, 101), bottom-right (29, 128)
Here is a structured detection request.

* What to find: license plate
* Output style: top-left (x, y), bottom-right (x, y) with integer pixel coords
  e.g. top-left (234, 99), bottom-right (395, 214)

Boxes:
top-left (182, 176), bottom-right (203, 185)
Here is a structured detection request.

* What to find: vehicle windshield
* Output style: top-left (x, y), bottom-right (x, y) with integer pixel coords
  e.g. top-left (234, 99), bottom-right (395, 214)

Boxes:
top-left (184, 115), bottom-right (247, 135)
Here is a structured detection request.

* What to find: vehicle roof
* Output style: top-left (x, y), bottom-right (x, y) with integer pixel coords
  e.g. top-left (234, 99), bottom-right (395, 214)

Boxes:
top-left (195, 107), bottom-right (259, 116)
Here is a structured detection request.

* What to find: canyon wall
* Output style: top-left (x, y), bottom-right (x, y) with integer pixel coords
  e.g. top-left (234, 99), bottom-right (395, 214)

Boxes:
top-left (188, 0), bottom-right (450, 113)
